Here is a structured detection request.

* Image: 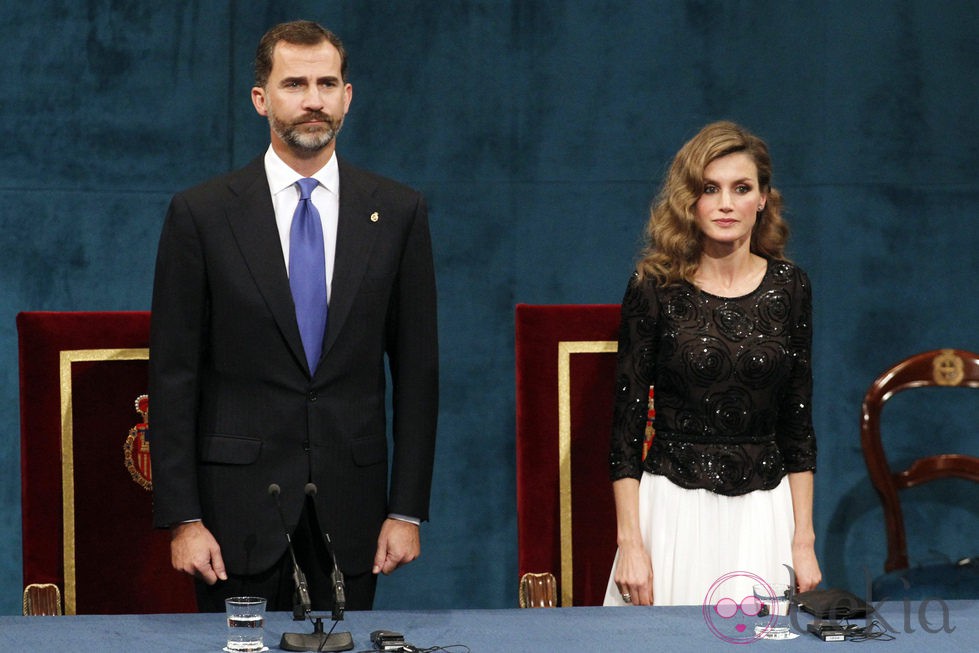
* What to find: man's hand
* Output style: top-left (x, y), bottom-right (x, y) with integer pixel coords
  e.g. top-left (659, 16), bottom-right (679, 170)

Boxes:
top-left (170, 521), bottom-right (227, 585)
top-left (372, 518), bottom-right (420, 575)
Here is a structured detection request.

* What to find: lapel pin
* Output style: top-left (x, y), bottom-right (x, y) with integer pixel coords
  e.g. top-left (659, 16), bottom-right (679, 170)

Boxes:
top-left (370, 211), bottom-right (380, 223)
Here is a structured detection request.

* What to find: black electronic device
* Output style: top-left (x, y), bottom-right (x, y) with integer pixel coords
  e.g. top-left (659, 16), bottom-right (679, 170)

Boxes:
top-left (793, 588), bottom-right (870, 620)
top-left (807, 620), bottom-right (859, 642)
top-left (371, 630), bottom-right (407, 651)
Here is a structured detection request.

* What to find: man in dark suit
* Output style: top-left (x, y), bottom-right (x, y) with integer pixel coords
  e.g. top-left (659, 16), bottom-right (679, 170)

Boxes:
top-left (149, 20), bottom-right (438, 613)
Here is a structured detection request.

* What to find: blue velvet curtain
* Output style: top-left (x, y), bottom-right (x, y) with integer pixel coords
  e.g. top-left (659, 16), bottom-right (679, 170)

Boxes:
top-left (0, 1), bottom-right (976, 613)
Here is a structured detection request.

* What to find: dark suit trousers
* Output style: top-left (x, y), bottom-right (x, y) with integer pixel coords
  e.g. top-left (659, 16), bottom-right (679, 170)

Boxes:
top-left (195, 497), bottom-right (377, 613)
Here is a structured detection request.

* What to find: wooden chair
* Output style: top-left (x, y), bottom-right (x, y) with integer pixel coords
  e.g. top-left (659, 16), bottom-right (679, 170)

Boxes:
top-left (514, 304), bottom-right (620, 606)
top-left (860, 348), bottom-right (979, 599)
top-left (23, 583), bottom-right (62, 616)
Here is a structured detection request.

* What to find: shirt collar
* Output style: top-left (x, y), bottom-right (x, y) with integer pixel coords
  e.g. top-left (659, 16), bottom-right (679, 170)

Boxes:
top-left (264, 145), bottom-right (340, 197)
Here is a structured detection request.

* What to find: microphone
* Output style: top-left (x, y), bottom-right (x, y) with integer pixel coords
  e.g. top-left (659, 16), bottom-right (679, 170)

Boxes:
top-left (305, 483), bottom-right (346, 622)
top-left (272, 483), bottom-right (354, 653)
top-left (268, 483), bottom-right (312, 620)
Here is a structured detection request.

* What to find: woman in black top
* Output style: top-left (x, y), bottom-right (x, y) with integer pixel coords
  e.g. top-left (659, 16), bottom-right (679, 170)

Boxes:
top-left (604, 121), bottom-right (821, 606)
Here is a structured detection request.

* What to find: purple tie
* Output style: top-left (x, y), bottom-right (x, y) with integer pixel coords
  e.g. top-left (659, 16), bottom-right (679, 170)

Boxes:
top-left (289, 178), bottom-right (328, 373)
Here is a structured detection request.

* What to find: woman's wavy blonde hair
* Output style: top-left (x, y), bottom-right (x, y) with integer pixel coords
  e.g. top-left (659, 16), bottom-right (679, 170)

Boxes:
top-left (637, 121), bottom-right (789, 285)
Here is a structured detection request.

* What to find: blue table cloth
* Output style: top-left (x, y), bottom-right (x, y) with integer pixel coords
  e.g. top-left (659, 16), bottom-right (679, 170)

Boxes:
top-left (1, 602), bottom-right (975, 652)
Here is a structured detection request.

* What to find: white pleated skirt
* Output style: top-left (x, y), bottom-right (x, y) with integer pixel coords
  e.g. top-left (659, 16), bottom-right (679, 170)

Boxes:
top-left (604, 472), bottom-right (795, 606)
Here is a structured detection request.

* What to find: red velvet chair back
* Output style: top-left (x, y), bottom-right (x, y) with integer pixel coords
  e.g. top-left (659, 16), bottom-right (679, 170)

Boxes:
top-left (515, 304), bottom-right (620, 606)
top-left (18, 312), bottom-right (196, 614)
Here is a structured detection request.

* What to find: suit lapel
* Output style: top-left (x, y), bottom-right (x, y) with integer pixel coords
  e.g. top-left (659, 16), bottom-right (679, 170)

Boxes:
top-left (321, 157), bottom-right (380, 361)
top-left (224, 157), bottom-right (309, 373)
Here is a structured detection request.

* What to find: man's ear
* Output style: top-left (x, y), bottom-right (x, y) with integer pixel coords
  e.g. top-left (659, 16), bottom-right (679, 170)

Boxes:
top-left (251, 86), bottom-right (268, 116)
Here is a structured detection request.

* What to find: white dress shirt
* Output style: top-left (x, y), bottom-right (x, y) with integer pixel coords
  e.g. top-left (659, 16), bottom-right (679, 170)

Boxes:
top-left (264, 145), bottom-right (340, 302)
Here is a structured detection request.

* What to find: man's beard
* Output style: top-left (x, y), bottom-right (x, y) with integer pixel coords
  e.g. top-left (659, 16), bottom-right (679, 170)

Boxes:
top-left (268, 107), bottom-right (343, 153)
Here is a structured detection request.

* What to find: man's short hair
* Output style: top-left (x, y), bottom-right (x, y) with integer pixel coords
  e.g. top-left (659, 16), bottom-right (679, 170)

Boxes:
top-left (254, 20), bottom-right (348, 87)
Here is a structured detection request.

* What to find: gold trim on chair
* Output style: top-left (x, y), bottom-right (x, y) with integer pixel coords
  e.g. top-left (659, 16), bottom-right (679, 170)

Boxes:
top-left (59, 348), bottom-right (149, 615)
top-left (557, 340), bottom-right (617, 606)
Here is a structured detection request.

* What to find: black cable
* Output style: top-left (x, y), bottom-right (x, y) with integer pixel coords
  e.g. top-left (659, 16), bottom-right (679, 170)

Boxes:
top-left (316, 615), bottom-right (342, 652)
top-left (352, 645), bottom-right (471, 653)
top-left (841, 619), bottom-right (896, 642)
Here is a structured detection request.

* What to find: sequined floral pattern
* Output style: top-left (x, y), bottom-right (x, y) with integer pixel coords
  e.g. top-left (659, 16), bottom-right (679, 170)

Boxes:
top-left (608, 260), bottom-right (817, 496)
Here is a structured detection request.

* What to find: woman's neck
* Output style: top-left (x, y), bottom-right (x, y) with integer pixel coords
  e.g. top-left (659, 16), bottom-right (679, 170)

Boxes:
top-left (694, 250), bottom-right (767, 297)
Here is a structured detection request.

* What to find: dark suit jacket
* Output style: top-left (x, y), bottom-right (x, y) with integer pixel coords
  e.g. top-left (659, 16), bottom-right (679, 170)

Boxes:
top-left (149, 154), bottom-right (438, 576)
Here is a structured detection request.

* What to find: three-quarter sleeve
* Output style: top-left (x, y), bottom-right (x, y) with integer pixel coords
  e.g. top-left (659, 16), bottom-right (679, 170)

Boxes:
top-left (609, 274), bottom-right (660, 481)
top-left (775, 268), bottom-right (817, 472)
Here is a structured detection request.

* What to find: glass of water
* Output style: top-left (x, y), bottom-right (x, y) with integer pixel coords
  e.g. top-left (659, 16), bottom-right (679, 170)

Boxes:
top-left (753, 583), bottom-right (793, 640)
top-left (224, 596), bottom-right (267, 652)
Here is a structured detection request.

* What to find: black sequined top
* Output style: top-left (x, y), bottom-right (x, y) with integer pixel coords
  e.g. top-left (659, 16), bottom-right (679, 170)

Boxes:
top-left (608, 260), bottom-right (817, 496)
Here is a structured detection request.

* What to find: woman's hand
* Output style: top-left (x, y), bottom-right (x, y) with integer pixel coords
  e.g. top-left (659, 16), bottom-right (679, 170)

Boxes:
top-left (611, 477), bottom-right (653, 605)
top-left (787, 471), bottom-right (821, 592)
top-left (792, 539), bottom-right (822, 593)
top-left (614, 539), bottom-right (654, 605)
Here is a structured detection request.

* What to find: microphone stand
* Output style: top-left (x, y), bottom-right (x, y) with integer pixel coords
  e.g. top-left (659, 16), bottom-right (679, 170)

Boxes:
top-left (268, 484), bottom-right (312, 620)
top-left (305, 483), bottom-right (347, 624)
top-left (281, 617), bottom-right (353, 653)
top-left (270, 483), bottom-right (353, 652)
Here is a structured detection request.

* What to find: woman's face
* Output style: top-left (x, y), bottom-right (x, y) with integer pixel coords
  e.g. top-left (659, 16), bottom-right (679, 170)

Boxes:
top-left (693, 152), bottom-right (767, 252)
